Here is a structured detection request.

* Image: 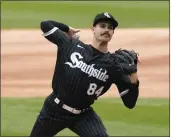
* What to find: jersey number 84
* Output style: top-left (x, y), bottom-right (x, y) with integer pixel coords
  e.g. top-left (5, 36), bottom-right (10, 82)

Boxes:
top-left (87, 83), bottom-right (104, 97)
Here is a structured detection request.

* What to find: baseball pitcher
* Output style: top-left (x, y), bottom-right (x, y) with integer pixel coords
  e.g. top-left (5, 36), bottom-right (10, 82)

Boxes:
top-left (30, 12), bottom-right (140, 137)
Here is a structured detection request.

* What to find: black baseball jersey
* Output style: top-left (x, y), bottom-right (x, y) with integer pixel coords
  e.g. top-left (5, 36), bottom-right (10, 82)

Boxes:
top-left (41, 21), bottom-right (139, 109)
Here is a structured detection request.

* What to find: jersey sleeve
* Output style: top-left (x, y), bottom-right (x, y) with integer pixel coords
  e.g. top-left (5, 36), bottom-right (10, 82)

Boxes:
top-left (41, 21), bottom-right (71, 50)
top-left (114, 75), bottom-right (139, 109)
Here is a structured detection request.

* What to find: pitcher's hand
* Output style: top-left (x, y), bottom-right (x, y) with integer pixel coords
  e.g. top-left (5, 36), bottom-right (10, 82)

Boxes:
top-left (66, 26), bottom-right (80, 38)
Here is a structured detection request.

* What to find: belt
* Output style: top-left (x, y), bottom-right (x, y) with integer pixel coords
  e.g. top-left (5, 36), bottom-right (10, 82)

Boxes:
top-left (54, 97), bottom-right (86, 114)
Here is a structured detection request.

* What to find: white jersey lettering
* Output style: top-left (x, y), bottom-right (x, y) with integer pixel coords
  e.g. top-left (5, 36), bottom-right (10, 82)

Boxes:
top-left (65, 52), bottom-right (109, 82)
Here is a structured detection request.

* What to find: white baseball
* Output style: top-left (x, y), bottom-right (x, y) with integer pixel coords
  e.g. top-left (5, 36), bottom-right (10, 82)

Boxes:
top-left (72, 32), bottom-right (80, 39)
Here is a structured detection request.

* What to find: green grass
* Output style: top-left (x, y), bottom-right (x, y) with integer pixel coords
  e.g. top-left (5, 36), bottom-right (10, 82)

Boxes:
top-left (1, 98), bottom-right (169, 136)
top-left (1, 1), bottom-right (169, 29)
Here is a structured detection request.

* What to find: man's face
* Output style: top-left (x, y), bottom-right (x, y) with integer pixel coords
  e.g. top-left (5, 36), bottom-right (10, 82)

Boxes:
top-left (92, 20), bottom-right (115, 43)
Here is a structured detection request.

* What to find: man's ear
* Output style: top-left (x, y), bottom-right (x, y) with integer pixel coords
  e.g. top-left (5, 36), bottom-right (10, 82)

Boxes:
top-left (92, 26), bottom-right (95, 34)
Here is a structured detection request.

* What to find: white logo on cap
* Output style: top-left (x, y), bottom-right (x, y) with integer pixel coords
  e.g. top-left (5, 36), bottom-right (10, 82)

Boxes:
top-left (104, 12), bottom-right (110, 18)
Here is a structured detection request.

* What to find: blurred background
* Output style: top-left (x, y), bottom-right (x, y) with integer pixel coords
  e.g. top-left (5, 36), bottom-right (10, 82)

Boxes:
top-left (1, 1), bottom-right (169, 136)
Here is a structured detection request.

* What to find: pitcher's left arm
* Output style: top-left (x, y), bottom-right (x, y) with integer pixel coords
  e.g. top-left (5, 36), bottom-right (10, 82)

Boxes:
top-left (115, 73), bottom-right (139, 109)
top-left (111, 49), bottom-right (140, 109)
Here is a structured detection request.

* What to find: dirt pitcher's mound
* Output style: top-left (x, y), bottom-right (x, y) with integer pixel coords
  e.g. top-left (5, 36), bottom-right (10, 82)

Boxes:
top-left (1, 28), bottom-right (169, 98)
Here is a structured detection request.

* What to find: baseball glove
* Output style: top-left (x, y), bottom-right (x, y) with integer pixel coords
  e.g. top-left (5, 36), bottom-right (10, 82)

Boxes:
top-left (112, 48), bottom-right (139, 75)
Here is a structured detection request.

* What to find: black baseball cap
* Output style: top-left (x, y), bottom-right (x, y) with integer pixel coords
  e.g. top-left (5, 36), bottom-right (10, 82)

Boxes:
top-left (93, 12), bottom-right (118, 29)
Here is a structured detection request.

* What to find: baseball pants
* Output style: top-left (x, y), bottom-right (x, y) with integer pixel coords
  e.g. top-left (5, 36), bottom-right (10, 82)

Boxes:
top-left (29, 93), bottom-right (108, 137)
